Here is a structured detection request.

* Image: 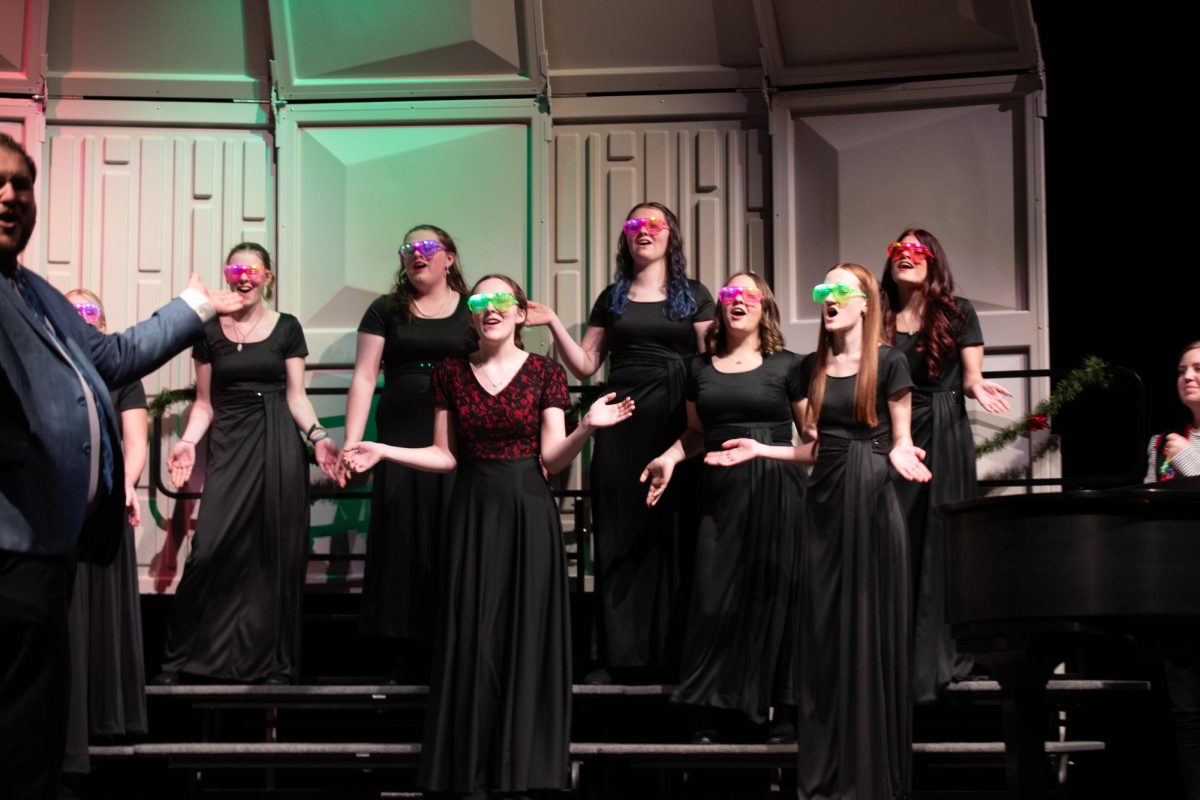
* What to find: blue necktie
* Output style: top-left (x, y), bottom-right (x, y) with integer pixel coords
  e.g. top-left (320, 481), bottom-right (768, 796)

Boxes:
top-left (14, 269), bottom-right (116, 494)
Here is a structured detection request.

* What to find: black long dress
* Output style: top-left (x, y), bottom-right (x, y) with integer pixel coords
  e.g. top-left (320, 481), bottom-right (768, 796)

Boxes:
top-left (671, 351), bottom-right (806, 723)
top-left (587, 281), bottom-right (714, 671)
top-left (63, 381), bottom-right (149, 774)
top-left (892, 298), bottom-right (983, 703)
top-left (418, 354), bottom-right (572, 793)
top-left (797, 346), bottom-right (913, 800)
top-left (161, 315), bottom-right (310, 682)
top-left (356, 296), bottom-right (474, 645)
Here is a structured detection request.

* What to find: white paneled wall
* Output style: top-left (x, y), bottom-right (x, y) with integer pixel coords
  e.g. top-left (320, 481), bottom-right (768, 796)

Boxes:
top-left (42, 126), bottom-right (274, 393)
top-left (549, 122), bottom-right (770, 348)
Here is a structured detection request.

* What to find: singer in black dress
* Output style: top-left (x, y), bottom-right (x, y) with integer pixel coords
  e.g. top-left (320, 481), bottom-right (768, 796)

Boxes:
top-left (342, 275), bottom-right (634, 794)
top-left (642, 273), bottom-right (808, 736)
top-left (160, 243), bottom-right (338, 684)
top-left (526, 202), bottom-right (714, 679)
top-left (880, 230), bottom-right (1011, 703)
top-left (61, 289), bottom-right (149, 776)
top-left (797, 264), bottom-right (929, 800)
top-left (344, 225), bottom-right (474, 675)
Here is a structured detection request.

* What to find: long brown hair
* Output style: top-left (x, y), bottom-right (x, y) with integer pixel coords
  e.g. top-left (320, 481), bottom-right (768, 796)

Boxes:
top-left (468, 274), bottom-right (528, 350)
top-left (388, 224), bottom-right (470, 322)
top-left (705, 272), bottom-right (784, 356)
top-left (806, 264), bottom-right (884, 428)
top-left (879, 228), bottom-right (960, 378)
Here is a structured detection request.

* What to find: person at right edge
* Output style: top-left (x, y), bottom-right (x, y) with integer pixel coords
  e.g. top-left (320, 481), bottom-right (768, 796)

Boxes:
top-left (0, 132), bottom-right (242, 800)
top-left (879, 229), bottom-right (1012, 703)
top-left (1144, 340), bottom-right (1200, 800)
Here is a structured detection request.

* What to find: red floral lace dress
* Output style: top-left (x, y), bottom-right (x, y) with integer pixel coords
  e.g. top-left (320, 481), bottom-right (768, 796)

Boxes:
top-left (417, 353), bottom-right (573, 793)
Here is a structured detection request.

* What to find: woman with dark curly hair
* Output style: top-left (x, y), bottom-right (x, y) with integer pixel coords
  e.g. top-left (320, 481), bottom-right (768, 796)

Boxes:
top-left (880, 228), bottom-right (1012, 703)
top-left (527, 202), bottom-right (714, 682)
top-left (340, 224), bottom-right (475, 682)
top-left (641, 272), bottom-right (810, 742)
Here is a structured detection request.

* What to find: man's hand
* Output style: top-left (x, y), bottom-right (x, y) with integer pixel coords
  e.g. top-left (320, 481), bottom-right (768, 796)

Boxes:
top-left (188, 273), bottom-right (245, 316)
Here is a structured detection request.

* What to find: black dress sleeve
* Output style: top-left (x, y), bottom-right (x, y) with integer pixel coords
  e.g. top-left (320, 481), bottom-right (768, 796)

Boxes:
top-left (691, 281), bottom-right (716, 322)
top-left (586, 286), bottom-right (614, 329)
top-left (955, 298), bottom-right (985, 348)
top-left (191, 320), bottom-right (216, 364)
top-left (281, 315), bottom-right (309, 360)
top-left (685, 355), bottom-right (707, 402)
top-left (113, 381), bottom-right (148, 413)
top-left (784, 351), bottom-right (807, 401)
top-left (540, 358), bottom-right (571, 411)
top-left (431, 360), bottom-right (452, 410)
top-left (357, 295), bottom-right (390, 337)
top-left (879, 346), bottom-right (914, 397)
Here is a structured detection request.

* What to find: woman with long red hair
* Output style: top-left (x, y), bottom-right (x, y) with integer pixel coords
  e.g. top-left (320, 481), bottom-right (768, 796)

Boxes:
top-left (797, 263), bottom-right (929, 800)
top-left (880, 229), bottom-right (1011, 703)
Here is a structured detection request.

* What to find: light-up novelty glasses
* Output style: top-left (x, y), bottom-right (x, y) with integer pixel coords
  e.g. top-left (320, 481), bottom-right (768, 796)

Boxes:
top-left (399, 239), bottom-right (445, 261)
top-left (812, 283), bottom-right (867, 304)
top-left (717, 285), bottom-right (765, 306)
top-left (223, 264), bottom-right (265, 285)
top-left (74, 303), bottom-right (102, 324)
top-left (623, 216), bottom-right (668, 237)
top-left (887, 241), bottom-right (932, 260)
top-left (467, 291), bottom-right (519, 313)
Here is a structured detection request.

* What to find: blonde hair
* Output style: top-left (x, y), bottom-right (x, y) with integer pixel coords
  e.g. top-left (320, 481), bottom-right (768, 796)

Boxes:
top-left (806, 263), bottom-right (884, 428)
top-left (66, 288), bottom-right (107, 332)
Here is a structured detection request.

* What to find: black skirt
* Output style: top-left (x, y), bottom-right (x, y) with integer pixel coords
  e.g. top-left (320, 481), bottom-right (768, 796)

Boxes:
top-left (672, 434), bottom-right (805, 722)
top-left (590, 353), bottom-right (699, 670)
top-left (893, 389), bottom-right (976, 703)
top-left (360, 367), bottom-right (454, 642)
top-left (797, 435), bottom-right (911, 800)
top-left (418, 457), bottom-right (571, 792)
top-left (161, 389), bottom-right (309, 681)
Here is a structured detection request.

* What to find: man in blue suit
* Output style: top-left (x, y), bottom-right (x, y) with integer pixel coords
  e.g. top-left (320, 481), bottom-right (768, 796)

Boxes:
top-left (0, 132), bottom-right (244, 799)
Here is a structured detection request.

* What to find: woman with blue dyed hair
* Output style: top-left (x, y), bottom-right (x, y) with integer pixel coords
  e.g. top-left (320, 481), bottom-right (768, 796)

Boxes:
top-left (527, 201), bottom-right (714, 682)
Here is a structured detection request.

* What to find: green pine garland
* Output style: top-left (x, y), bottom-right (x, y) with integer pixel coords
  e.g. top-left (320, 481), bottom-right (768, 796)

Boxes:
top-left (974, 355), bottom-right (1112, 458)
top-left (148, 384), bottom-right (195, 418)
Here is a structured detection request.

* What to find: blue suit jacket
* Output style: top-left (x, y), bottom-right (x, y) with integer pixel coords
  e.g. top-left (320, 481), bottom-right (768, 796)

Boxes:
top-left (0, 266), bottom-right (204, 560)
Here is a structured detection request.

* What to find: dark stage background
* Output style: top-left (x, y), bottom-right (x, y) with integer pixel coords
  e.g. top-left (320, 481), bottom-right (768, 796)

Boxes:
top-left (1035, 2), bottom-right (1195, 483)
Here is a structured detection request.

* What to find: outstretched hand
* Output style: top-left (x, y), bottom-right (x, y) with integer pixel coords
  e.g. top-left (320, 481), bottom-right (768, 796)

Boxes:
top-left (167, 440), bottom-right (195, 489)
top-left (703, 438), bottom-right (761, 468)
top-left (188, 273), bottom-right (245, 316)
top-left (890, 443), bottom-right (931, 483)
top-left (315, 438), bottom-right (341, 480)
top-left (971, 379), bottom-right (1013, 415)
top-left (124, 480), bottom-right (141, 527)
top-left (583, 392), bottom-right (635, 431)
top-left (342, 441), bottom-right (385, 474)
top-left (524, 300), bottom-right (559, 327)
top-left (639, 455), bottom-right (675, 507)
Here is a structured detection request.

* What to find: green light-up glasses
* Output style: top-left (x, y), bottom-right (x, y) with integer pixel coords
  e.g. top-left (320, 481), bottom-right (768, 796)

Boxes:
top-left (812, 282), bottom-right (867, 304)
top-left (467, 291), bottom-right (519, 313)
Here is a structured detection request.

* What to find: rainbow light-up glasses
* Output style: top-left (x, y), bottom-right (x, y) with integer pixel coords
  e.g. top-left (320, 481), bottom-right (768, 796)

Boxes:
top-left (223, 264), bottom-right (265, 285)
top-left (74, 302), bottom-right (102, 324)
top-left (623, 216), bottom-right (668, 237)
top-left (467, 291), bottom-right (519, 313)
top-left (717, 285), bottom-right (765, 306)
top-left (399, 239), bottom-right (444, 261)
top-left (887, 241), bottom-right (932, 260)
top-left (812, 282), bottom-right (867, 304)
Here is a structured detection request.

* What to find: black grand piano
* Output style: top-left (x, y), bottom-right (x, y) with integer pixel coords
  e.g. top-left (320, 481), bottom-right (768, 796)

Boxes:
top-left (943, 480), bottom-right (1200, 798)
